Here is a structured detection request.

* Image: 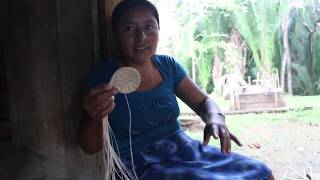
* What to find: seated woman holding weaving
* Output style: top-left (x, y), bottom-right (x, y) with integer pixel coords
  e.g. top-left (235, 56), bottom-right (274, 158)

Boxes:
top-left (78, 0), bottom-right (274, 179)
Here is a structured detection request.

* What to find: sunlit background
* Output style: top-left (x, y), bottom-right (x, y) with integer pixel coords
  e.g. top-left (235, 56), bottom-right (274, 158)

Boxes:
top-left (149, 0), bottom-right (320, 179)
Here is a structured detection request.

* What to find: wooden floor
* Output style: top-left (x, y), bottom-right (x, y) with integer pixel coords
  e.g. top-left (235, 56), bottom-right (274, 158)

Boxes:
top-left (0, 142), bottom-right (99, 180)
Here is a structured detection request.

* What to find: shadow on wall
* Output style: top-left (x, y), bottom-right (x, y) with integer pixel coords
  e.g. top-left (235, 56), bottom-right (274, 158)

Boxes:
top-left (0, 143), bottom-right (99, 180)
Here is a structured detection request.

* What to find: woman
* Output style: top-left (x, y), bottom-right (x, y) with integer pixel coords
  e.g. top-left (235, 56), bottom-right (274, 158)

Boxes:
top-left (78, 0), bottom-right (274, 179)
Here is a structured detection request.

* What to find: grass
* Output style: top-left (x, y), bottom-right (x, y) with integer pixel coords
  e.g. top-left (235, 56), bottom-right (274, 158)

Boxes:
top-left (178, 95), bottom-right (320, 147)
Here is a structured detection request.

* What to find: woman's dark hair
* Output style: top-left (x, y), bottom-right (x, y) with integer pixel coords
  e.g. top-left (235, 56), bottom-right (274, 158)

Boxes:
top-left (111, 0), bottom-right (159, 34)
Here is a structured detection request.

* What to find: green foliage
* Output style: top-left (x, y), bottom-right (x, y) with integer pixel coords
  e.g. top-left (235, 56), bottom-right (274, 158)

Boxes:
top-left (292, 62), bottom-right (315, 95)
top-left (151, 0), bottom-right (320, 95)
top-left (198, 51), bottom-right (213, 93)
top-left (313, 31), bottom-right (320, 76)
top-left (286, 0), bottom-right (320, 95)
top-left (173, 0), bottom-right (233, 92)
top-left (229, 0), bottom-right (291, 77)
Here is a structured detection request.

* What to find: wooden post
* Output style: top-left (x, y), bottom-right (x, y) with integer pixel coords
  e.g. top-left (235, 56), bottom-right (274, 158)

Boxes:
top-left (100, 0), bottom-right (121, 59)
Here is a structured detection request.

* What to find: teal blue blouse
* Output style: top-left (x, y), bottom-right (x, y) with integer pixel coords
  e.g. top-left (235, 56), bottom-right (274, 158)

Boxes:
top-left (84, 55), bottom-right (187, 157)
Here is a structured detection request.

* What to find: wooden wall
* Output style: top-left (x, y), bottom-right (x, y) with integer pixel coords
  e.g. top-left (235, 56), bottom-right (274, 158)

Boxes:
top-left (1, 0), bottom-right (123, 178)
top-left (0, 0), bottom-right (10, 104)
top-left (0, 0), bottom-right (11, 142)
top-left (100, 0), bottom-right (121, 58)
top-left (3, 0), bottom-right (109, 177)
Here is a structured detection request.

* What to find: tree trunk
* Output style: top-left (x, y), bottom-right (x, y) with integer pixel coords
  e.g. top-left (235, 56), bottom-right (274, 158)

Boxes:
top-left (281, 12), bottom-right (293, 94)
top-left (307, 32), bottom-right (313, 80)
top-left (192, 58), bottom-right (196, 82)
top-left (212, 55), bottom-right (224, 95)
top-left (102, 0), bottom-right (121, 58)
top-left (302, 20), bottom-right (319, 94)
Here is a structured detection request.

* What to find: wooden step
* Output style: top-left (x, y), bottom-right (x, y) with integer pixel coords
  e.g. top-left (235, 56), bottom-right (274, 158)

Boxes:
top-left (239, 101), bottom-right (286, 110)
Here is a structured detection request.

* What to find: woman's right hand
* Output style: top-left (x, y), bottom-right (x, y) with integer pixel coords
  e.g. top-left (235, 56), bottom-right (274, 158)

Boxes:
top-left (83, 84), bottom-right (118, 122)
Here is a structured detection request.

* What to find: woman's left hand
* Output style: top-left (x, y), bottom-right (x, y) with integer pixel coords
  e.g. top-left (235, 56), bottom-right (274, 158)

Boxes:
top-left (202, 121), bottom-right (242, 154)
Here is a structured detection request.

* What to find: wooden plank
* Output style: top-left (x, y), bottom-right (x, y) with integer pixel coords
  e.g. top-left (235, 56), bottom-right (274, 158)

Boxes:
top-left (239, 101), bottom-right (286, 110)
top-left (3, 0), bottom-right (20, 145)
top-left (56, 0), bottom-right (100, 171)
top-left (224, 107), bottom-right (288, 115)
top-left (7, 0), bottom-right (99, 173)
top-left (10, 0), bottom-right (42, 149)
top-left (236, 86), bottom-right (282, 95)
top-left (239, 93), bottom-right (284, 104)
top-left (240, 101), bottom-right (286, 109)
top-left (100, 0), bottom-right (121, 58)
top-left (27, 0), bottom-right (63, 158)
top-left (180, 106), bottom-right (289, 116)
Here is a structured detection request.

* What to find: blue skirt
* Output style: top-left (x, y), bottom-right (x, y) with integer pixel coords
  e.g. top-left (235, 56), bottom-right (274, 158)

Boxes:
top-left (122, 131), bottom-right (272, 180)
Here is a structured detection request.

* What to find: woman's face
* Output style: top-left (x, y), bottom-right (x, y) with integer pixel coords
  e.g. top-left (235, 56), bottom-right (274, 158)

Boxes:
top-left (115, 6), bottom-right (159, 65)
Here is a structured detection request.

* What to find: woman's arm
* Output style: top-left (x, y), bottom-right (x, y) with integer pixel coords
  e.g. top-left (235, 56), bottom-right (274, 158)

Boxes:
top-left (175, 76), bottom-right (222, 123)
top-left (176, 76), bottom-right (241, 154)
top-left (78, 84), bottom-right (118, 154)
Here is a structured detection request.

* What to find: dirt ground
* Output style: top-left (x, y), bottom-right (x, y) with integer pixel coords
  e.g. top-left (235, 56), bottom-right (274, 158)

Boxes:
top-left (234, 120), bottom-right (320, 179)
top-left (184, 119), bottom-right (320, 179)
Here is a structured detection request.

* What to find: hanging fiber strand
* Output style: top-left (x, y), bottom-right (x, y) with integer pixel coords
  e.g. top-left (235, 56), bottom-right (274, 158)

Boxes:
top-left (99, 67), bottom-right (141, 180)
